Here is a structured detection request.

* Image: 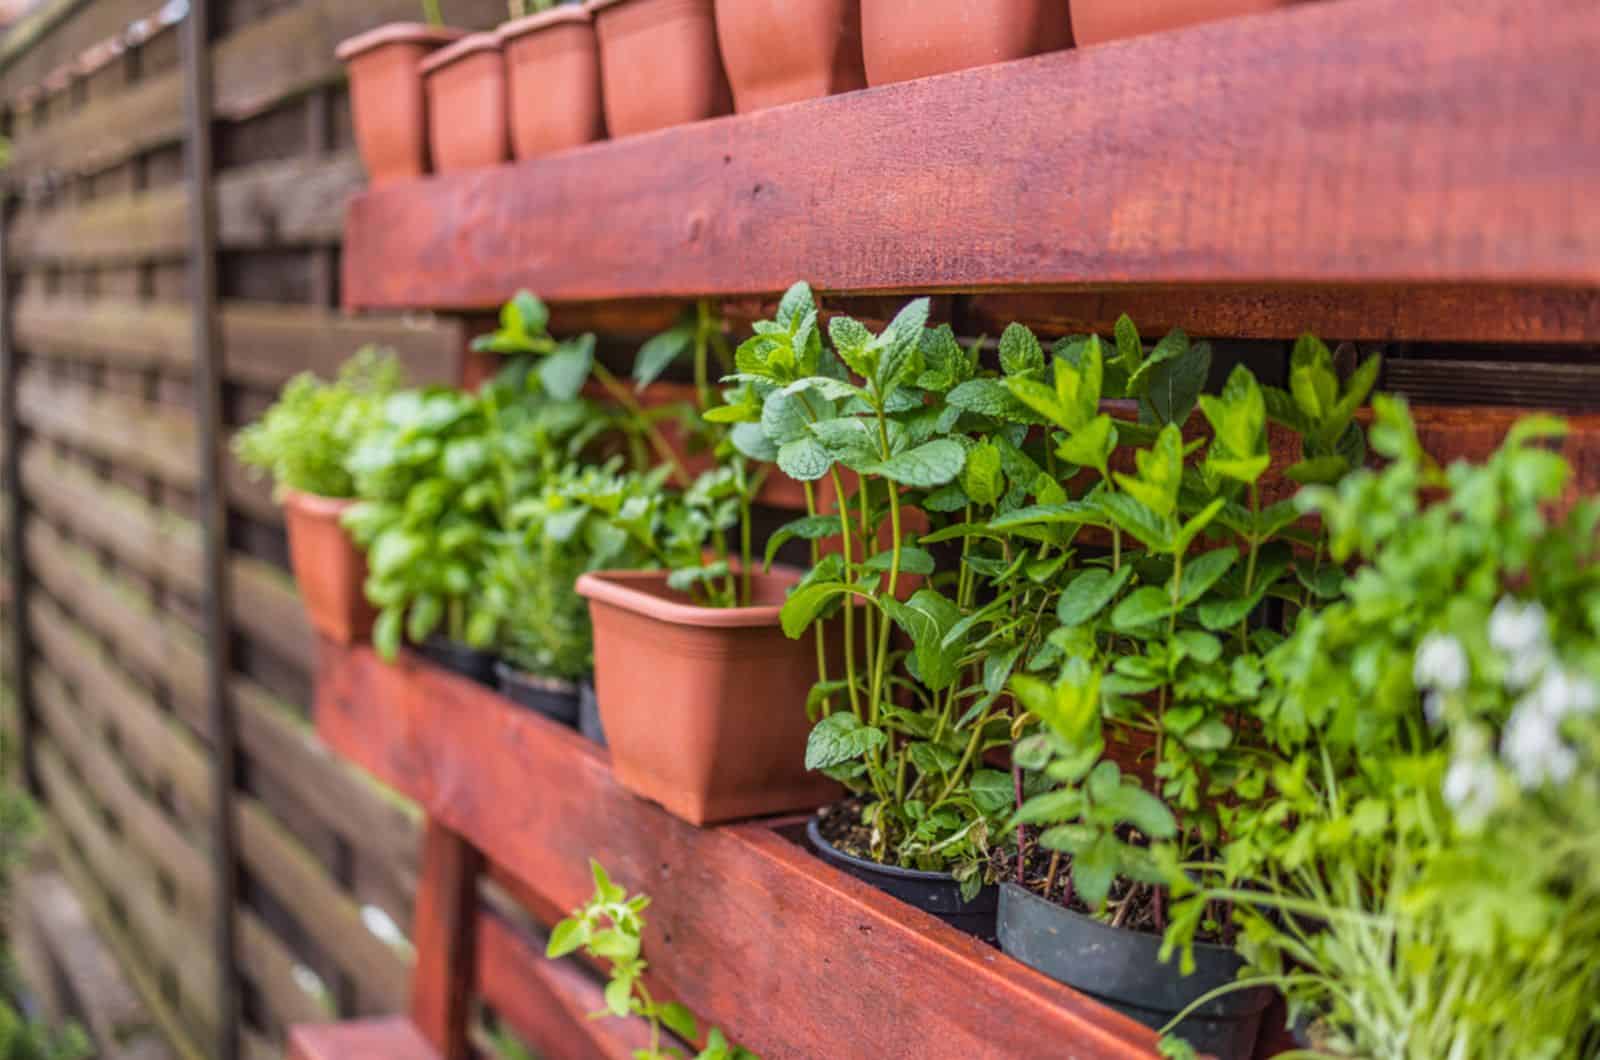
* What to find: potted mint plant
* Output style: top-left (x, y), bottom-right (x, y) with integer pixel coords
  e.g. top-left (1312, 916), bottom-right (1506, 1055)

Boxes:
top-left (992, 336), bottom-right (1377, 1058)
top-left (1160, 400), bottom-right (1600, 1060)
top-left (234, 349), bottom-right (401, 645)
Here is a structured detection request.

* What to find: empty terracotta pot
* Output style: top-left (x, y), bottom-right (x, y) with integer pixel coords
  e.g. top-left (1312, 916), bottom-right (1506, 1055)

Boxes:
top-left (500, 6), bottom-right (607, 160)
top-left (714, 0), bottom-right (867, 113)
top-left (420, 33), bottom-right (509, 173)
top-left (283, 490), bottom-right (377, 645)
top-left (1071, 0), bottom-right (1297, 48)
top-left (860, 0), bottom-right (1072, 86)
top-left (336, 23), bottom-right (464, 184)
top-left (588, 0), bottom-right (731, 137)
top-left (576, 568), bottom-right (839, 825)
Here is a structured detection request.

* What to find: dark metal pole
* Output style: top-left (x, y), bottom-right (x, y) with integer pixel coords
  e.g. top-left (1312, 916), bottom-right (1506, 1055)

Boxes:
top-left (181, 2), bottom-right (238, 1058)
top-left (0, 179), bottom-right (33, 796)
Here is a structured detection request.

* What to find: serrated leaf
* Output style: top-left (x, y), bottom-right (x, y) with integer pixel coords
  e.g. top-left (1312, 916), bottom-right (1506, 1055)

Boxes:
top-left (947, 379), bottom-right (1044, 424)
top-left (805, 712), bottom-right (887, 770)
top-left (1056, 565), bottom-right (1136, 626)
top-left (1176, 547), bottom-right (1237, 605)
top-left (545, 917), bottom-right (586, 959)
top-left (1095, 492), bottom-right (1171, 552)
top-left (1111, 586), bottom-right (1173, 631)
top-left (962, 442), bottom-right (1005, 506)
top-left (1100, 784), bottom-right (1177, 839)
top-left (1181, 718), bottom-right (1234, 751)
top-left (883, 589), bottom-right (964, 691)
top-left (777, 437), bottom-right (833, 481)
top-left (539, 336), bottom-right (595, 400)
top-left (779, 580), bottom-right (857, 637)
top-left (1009, 788), bottom-right (1085, 828)
top-left (999, 323), bottom-right (1045, 376)
top-left (1147, 340), bottom-right (1211, 427)
top-left (869, 438), bottom-right (966, 488)
top-left (763, 514), bottom-right (840, 567)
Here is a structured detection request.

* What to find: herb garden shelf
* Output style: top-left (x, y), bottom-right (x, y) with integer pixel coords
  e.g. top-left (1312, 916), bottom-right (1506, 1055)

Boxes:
top-left (310, 642), bottom-right (1165, 1059)
top-left (340, 0), bottom-right (1599, 346)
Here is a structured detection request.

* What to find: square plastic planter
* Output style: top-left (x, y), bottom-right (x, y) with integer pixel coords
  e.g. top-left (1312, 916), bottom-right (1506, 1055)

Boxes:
top-left (576, 568), bottom-right (838, 825)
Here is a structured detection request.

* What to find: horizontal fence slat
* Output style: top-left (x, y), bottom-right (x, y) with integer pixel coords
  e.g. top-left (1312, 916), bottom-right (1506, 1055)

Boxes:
top-left (10, 153), bottom-right (362, 266)
top-left (15, 293), bottom-right (462, 387)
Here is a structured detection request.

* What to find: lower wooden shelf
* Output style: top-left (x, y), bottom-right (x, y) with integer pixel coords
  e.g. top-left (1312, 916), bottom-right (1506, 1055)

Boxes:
top-left (314, 642), bottom-right (1165, 1059)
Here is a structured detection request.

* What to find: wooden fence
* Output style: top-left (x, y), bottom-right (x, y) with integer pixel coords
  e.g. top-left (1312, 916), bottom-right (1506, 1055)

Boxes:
top-left (0, 2), bottom-right (506, 1057)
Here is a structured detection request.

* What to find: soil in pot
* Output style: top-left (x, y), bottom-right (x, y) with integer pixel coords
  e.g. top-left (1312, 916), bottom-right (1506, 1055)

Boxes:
top-left (495, 661), bottom-right (581, 726)
top-left (807, 803), bottom-right (999, 940)
top-left (575, 567), bottom-right (837, 825)
top-left (714, 0), bottom-right (867, 113)
top-left (993, 856), bottom-right (1273, 1059)
top-left (420, 33), bottom-right (510, 172)
top-left (282, 490), bottom-right (376, 644)
top-left (860, 0), bottom-right (1072, 87)
top-left (336, 23), bottom-right (464, 183)
top-left (1071, 0), bottom-right (1296, 49)
top-left (578, 677), bottom-right (608, 747)
top-left (589, 0), bottom-right (731, 138)
top-left (416, 636), bottom-right (500, 688)
top-left (501, 6), bottom-right (606, 160)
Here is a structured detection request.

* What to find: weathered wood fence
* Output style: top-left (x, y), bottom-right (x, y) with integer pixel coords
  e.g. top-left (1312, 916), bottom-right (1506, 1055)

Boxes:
top-left (0, 2), bottom-right (505, 1058)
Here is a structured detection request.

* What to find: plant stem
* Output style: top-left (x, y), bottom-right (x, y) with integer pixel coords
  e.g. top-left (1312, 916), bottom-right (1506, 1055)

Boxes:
top-left (829, 468), bottom-right (862, 719)
top-left (591, 363), bottom-right (692, 486)
top-left (1013, 763), bottom-right (1026, 884)
top-left (1044, 850), bottom-right (1062, 898)
top-left (421, 0), bottom-right (442, 26)
top-left (693, 300), bottom-right (714, 412)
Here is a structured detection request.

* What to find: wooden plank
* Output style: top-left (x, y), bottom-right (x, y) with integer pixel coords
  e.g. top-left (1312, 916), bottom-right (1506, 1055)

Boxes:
top-left (11, 293), bottom-right (458, 388)
top-left (44, 827), bottom-right (212, 1060)
top-left (0, 0), bottom-right (152, 101)
top-left (34, 737), bottom-right (222, 1028)
top-left (316, 645), bottom-right (1163, 1060)
top-left (23, 507), bottom-right (419, 900)
top-left (24, 525), bottom-right (416, 1012)
top-left (964, 286), bottom-right (1600, 345)
top-left (9, 153), bottom-right (362, 265)
top-left (18, 370), bottom-right (197, 485)
top-left (16, 866), bottom-right (175, 1060)
top-left (21, 445), bottom-right (313, 671)
top-left (409, 822), bottom-right (480, 1060)
top-left (1381, 359), bottom-right (1600, 411)
top-left (289, 1019), bottom-right (439, 1060)
top-left (5, 0), bottom-right (508, 180)
top-left (342, 0), bottom-right (1600, 313)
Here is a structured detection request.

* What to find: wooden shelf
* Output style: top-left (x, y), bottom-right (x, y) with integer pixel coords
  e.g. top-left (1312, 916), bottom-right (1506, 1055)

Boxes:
top-left (314, 643), bottom-right (1166, 1059)
top-left (342, 0), bottom-right (1599, 338)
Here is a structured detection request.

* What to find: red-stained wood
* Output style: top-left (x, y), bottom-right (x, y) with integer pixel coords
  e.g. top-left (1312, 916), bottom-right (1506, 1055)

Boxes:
top-left (965, 286), bottom-right (1600, 346)
top-left (343, 0), bottom-right (1600, 314)
top-left (289, 1018), bottom-right (440, 1060)
top-left (315, 645), bottom-right (1163, 1060)
top-left (409, 822), bottom-right (482, 1060)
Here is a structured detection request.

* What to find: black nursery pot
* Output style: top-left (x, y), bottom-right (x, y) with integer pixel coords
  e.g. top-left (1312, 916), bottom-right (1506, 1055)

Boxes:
top-left (416, 636), bottom-right (499, 688)
top-left (806, 817), bottom-right (998, 940)
top-left (494, 662), bottom-right (581, 726)
top-left (997, 883), bottom-right (1273, 1060)
top-left (578, 677), bottom-right (607, 748)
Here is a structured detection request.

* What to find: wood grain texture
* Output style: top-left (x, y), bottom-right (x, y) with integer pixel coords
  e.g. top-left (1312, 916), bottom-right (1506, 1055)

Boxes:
top-left (290, 1018), bottom-right (440, 1060)
top-left (16, 294), bottom-right (464, 387)
top-left (315, 645), bottom-right (1164, 1060)
top-left (964, 286), bottom-right (1600, 345)
top-left (409, 822), bottom-right (480, 1060)
top-left (343, 0), bottom-right (1600, 312)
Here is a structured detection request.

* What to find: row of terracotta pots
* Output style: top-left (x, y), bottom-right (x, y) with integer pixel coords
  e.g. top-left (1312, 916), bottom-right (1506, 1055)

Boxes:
top-left (340, 0), bottom-right (1295, 184)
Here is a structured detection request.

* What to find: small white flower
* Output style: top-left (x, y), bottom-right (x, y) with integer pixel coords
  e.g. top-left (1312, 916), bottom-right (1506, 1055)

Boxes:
top-left (1414, 633), bottom-right (1469, 693)
top-left (1491, 597), bottom-right (1553, 690)
top-left (1423, 691), bottom-right (1447, 728)
top-left (1443, 755), bottom-right (1500, 829)
top-left (1500, 702), bottom-right (1578, 790)
top-left (1527, 667), bottom-right (1600, 721)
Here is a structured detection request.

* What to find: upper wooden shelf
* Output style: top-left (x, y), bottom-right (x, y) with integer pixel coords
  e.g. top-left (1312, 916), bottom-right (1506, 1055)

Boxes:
top-left (342, 0), bottom-right (1598, 315)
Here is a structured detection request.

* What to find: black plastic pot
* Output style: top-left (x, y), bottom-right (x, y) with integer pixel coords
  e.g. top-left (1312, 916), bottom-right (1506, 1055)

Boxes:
top-left (997, 882), bottom-right (1273, 1059)
top-left (495, 662), bottom-right (581, 726)
top-left (416, 636), bottom-right (499, 688)
top-left (578, 677), bottom-right (607, 748)
top-left (806, 816), bottom-right (998, 940)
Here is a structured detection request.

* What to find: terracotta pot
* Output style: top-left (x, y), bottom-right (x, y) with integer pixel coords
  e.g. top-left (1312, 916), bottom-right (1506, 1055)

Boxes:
top-left (1071, 0), bottom-right (1297, 48)
top-left (576, 567), bottom-right (838, 824)
top-left (713, 0), bottom-right (866, 113)
top-left (420, 33), bottom-right (509, 173)
top-left (336, 23), bottom-right (464, 184)
top-left (282, 490), bottom-right (377, 644)
top-left (500, 6), bottom-right (607, 160)
top-left (860, 0), bottom-right (1072, 87)
top-left (588, 0), bottom-right (731, 137)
